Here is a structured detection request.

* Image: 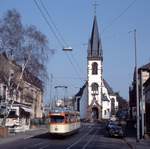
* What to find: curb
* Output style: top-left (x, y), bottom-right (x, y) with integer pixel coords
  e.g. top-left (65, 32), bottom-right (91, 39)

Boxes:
top-left (0, 128), bottom-right (48, 145)
top-left (123, 138), bottom-right (135, 149)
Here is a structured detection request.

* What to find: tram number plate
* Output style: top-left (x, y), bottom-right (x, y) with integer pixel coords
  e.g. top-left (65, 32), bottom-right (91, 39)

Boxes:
top-left (55, 127), bottom-right (58, 131)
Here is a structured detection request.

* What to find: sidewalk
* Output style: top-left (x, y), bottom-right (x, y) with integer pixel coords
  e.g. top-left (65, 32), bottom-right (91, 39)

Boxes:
top-left (125, 137), bottom-right (150, 149)
top-left (124, 120), bottom-right (150, 149)
top-left (0, 126), bottom-right (48, 145)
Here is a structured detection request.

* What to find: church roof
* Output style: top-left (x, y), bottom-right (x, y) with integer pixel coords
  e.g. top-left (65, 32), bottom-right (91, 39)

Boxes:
top-left (143, 76), bottom-right (150, 87)
top-left (88, 16), bottom-right (103, 60)
top-left (75, 82), bottom-right (87, 97)
top-left (139, 62), bottom-right (150, 71)
top-left (103, 79), bottom-right (115, 96)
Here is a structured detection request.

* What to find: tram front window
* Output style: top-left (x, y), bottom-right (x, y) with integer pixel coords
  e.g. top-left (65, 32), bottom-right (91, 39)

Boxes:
top-left (50, 116), bottom-right (64, 123)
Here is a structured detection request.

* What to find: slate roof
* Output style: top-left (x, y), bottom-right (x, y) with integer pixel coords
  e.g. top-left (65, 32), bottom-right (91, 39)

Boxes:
top-left (75, 82), bottom-right (87, 97)
top-left (103, 79), bottom-right (116, 96)
top-left (0, 52), bottom-right (43, 91)
top-left (143, 77), bottom-right (150, 87)
top-left (139, 62), bottom-right (150, 72)
top-left (88, 16), bottom-right (103, 60)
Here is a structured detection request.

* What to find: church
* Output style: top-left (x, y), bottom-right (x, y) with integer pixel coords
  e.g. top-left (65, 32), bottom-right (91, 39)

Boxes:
top-left (74, 15), bottom-right (118, 121)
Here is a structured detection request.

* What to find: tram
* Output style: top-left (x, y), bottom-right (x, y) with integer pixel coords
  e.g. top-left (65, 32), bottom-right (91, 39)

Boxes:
top-left (48, 108), bottom-right (80, 135)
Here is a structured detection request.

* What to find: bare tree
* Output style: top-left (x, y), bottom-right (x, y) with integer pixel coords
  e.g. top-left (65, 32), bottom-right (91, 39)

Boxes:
top-left (0, 9), bottom-right (55, 85)
top-left (0, 9), bottom-right (23, 53)
top-left (0, 9), bottom-right (55, 126)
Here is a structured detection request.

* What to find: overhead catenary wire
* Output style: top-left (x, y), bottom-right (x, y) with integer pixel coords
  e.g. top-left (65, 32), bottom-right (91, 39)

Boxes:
top-left (38, 0), bottom-right (68, 46)
top-left (33, 0), bottom-right (64, 47)
top-left (102, 0), bottom-right (137, 33)
top-left (38, 0), bottom-right (83, 79)
top-left (34, 0), bottom-right (84, 83)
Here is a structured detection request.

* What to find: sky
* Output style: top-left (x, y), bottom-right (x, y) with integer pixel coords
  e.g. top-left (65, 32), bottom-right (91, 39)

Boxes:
top-left (0, 0), bottom-right (150, 104)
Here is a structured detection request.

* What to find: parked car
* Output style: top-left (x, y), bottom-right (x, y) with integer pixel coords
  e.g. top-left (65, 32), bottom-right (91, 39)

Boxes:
top-left (106, 121), bottom-right (124, 138)
top-left (110, 115), bottom-right (117, 121)
top-left (106, 120), bottom-right (118, 131)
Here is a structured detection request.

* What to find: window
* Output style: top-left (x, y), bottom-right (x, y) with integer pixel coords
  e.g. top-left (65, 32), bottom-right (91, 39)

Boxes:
top-left (92, 62), bottom-right (98, 74)
top-left (50, 115), bottom-right (64, 123)
top-left (91, 83), bottom-right (98, 91)
top-left (3, 85), bottom-right (6, 99)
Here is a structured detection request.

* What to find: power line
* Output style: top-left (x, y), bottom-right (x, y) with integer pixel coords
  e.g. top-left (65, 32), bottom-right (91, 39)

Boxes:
top-left (38, 0), bottom-right (83, 79)
top-left (38, 0), bottom-right (68, 46)
top-left (53, 76), bottom-right (86, 80)
top-left (39, 0), bottom-right (82, 79)
top-left (102, 0), bottom-right (137, 33)
top-left (34, 0), bottom-right (84, 83)
top-left (33, 0), bottom-right (64, 47)
top-left (65, 53), bottom-right (84, 82)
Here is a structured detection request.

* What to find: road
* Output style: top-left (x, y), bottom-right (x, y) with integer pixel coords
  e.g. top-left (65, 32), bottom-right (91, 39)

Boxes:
top-left (0, 123), bottom-right (131, 149)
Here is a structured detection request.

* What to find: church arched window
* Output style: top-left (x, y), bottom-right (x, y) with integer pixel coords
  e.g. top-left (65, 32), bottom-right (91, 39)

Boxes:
top-left (91, 83), bottom-right (99, 91)
top-left (92, 62), bottom-right (98, 74)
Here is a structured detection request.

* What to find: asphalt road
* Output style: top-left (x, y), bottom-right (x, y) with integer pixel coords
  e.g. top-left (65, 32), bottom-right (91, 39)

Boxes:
top-left (0, 123), bottom-right (131, 149)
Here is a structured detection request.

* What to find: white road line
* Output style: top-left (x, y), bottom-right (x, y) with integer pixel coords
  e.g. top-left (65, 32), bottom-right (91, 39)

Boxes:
top-left (39, 144), bottom-right (50, 149)
top-left (23, 135), bottom-right (33, 140)
top-left (32, 142), bottom-right (46, 147)
top-left (66, 127), bottom-right (94, 149)
top-left (82, 130), bottom-right (97, 149)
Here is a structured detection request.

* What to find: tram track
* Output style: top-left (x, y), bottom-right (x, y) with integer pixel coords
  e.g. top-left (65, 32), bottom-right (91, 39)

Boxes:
top-left (0, 123), bottom-right (132, 149)
top-left (66, 124), bottom-right (99, 149)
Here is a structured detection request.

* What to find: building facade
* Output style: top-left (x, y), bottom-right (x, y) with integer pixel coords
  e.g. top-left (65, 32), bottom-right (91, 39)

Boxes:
top-left (129, 63), bottom-right (150, 136)
top-left (0, 53), bottom-right (43, 131)
top-left (129, 63), bottom-right (150, 120)
top-left (143, 77), bottom-right (150, 133)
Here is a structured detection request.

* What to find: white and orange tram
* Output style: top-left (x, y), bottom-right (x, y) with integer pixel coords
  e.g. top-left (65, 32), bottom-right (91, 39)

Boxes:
top-left (48, 108), bottom-right (80, 135)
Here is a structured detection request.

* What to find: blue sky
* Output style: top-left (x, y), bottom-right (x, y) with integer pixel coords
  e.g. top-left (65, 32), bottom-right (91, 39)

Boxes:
top-left (0, 0), bottom-right (150, 103)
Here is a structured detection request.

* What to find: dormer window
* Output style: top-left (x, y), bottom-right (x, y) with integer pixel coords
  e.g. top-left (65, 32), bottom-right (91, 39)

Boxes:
top-left (92, 62), bottom-right (98, 74)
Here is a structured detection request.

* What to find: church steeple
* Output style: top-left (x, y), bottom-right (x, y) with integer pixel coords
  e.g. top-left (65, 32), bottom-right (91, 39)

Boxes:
top-left (88, 16), bottom-right (103, 61)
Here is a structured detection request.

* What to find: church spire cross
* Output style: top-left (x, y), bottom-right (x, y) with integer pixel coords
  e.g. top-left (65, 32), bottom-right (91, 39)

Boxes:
top-left (92, 1), bottom-right (99, 16)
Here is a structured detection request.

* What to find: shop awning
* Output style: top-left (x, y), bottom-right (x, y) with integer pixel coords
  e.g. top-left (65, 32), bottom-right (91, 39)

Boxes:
top-left (21, 107), bottom-right (32, 113)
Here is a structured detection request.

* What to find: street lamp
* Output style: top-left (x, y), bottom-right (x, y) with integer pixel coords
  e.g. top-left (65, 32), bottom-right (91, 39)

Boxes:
top-left (62, 47), bottom-right (73, 51)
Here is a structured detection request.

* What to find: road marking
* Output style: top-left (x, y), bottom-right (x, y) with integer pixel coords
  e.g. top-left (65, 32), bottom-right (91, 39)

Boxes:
top-left (23, 135), bottom-right (33, 140)
top-left (82, 129), bottom-right (97, 149)
top-left (88, 126), bottom-right (92, 129)
top-left (32, 142), bottom-right (46, 147)
top-left (66, 127), bottom-right (94, 149)
top-left (123, 138), bottom-right (134, 149)
top-left (39, 144), bottom-right (50, 149)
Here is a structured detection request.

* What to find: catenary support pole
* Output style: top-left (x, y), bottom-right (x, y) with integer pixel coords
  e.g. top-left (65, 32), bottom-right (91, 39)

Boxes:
top-left (134, 29), bottom-right (140, 142)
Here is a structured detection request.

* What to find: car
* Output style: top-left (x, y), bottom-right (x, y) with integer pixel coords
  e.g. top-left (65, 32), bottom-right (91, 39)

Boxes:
top-left (106, 121), bottom-right (124, 138)
top-left (110, 115), bottom-right (117, 121)
top-left (106, 120), bottom-right (118, 131)
top-left (108, 124), bottom-right (124, 137)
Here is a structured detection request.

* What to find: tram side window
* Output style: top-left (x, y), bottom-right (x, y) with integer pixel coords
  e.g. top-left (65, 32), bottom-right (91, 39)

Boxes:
top-left (77, 115), bottom-right (80, 122)
top-left (65, 115), bottom-right (70, 123)
top-left (71, 114), bottom-right (75, 122)
top-left (50, 116), bottom-right (64, 123)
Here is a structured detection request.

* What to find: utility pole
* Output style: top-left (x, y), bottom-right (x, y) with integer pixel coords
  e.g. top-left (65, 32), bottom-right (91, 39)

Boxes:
top-left (140, 69), bottom-right (145, 138)
top-left (50, 74), bottom-right (53, 110)
top-left (134, 29), bottom-right (140, 142)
